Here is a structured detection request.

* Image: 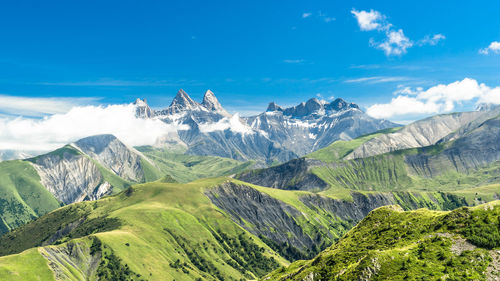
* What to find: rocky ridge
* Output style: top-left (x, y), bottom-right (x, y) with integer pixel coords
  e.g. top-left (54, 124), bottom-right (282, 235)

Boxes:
top-left (133, 89), bottom-right (398, 163)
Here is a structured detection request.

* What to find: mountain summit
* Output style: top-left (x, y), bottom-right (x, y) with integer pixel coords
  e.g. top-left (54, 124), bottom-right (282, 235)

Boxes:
top-left (202, 90), bottom-right (230, 116)
top-left (163, 89), bottom-right (201, 114)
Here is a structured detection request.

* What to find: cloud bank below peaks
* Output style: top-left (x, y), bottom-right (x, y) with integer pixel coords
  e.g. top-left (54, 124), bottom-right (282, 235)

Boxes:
top-left (366, 78), bottom-right (500, 120)
top-left (0, 104), bottom-right (185, 151)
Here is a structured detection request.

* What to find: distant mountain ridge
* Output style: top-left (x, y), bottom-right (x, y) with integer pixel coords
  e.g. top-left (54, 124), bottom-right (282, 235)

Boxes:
top-left (237, 106), bottom-right (500, 192)
top-left (133, 89), bottom-right (398, 163)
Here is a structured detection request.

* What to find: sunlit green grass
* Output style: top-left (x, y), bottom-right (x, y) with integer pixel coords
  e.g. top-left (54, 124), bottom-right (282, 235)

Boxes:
top-left (267, 201), bottom-right (500, 280)
top-left (0, 248), bottom-right (55, 281)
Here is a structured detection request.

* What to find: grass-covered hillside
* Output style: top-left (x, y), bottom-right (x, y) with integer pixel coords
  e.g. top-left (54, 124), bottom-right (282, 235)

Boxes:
top-left (267, 201), bottom-right (500, 281)
top-left (135, 146), bottom-right (255, 183)
top-left (0, 177), bottom-right (481, 280)
top-left (0, 178), bottom-right (283, 281)
top-left (0, 160), bottom-right (61, 233)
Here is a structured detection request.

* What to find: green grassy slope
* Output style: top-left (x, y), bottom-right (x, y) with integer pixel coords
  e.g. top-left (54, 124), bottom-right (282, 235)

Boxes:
top-left (267, 201), bottom-right (500, 281)
top-left (0, 177), bottom-right (482, 280)
top-left (0, 248), bottom-right (55, 281)
top-left (136, 146), bottom-right (255, 183)
top-left (0, 160), bottom-right (61, 233)
top-left (0, 178), bottom-right (289, 281)
top-left (311, 155), bottom-right (500, 192)
top-left (304, 122), bottom-right (500, 192)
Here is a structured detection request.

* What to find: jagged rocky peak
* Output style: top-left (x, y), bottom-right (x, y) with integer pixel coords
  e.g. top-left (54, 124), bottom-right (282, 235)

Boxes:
top-left (201, 90), bottom-right (229, 115)
top-left (134, 98), bottom-right (155, 118)
top-left (266, 102), bottom-right (284, 112)
top-left (305, 98), bottom-right (323, 112)
top-left (166, 89), bottom-right (201, 114)
top-left (327, 98), bottom-right (359, 111)
top-left (275, 97), bottom-right (360, 118)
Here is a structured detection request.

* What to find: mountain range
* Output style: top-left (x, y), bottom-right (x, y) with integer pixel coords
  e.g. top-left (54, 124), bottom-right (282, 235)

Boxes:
top-left (238, 106), bottom-right (500, 193)
top-left (0, 92), bottom-right (499, 280)
top-left (133, 89), bottom-right (398, 164)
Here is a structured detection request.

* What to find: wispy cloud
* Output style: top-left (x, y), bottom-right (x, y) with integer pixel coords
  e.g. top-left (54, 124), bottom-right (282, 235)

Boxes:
top-left (349, 64), bottom-right (381, 69)
top-left (344, 76), bottom-right (412, 84)
top-left (317, 11), bottom-right (335, 22)
top-left (301, 11), bottom-right (335, 23)
top-left (283, 59), bottom-right (305, 64)
top-left (352, 8), bottom-right (444, 56)
top-left (0, 95), bottom-right (100, 117)
top-left (37, 78), bottom-right (197, 87)
top-left (418, 34), bottom-right (446, 46)
top-left (479, 41), bottom-right (500, 55)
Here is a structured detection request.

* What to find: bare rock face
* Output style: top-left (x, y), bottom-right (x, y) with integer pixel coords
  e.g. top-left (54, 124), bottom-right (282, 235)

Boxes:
top-left (201, 90), bottom-right (230, 116)
top-left (405, 115), bottom-right (500, 176)
top-left (205, 182), bottom-right (467, 260)
top-left (39, 240), bottom-right (102, 280)
top-left (73, 134), bottom-right (145, 182)
top-left (31, 149), bottom-right (111, 204)
top-left (345, 111), bottom-right (483, 160)
top-left (30, 134), bottom-right (149, 205)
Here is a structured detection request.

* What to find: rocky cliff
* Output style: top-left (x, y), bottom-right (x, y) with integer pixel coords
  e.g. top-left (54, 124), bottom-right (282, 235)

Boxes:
top-left (345, 111), bottom-right (483, 160)
top-left (73, 134), bottom-right (145, 182)
top-left (206, 181), bottom-right (469, 259)
top-left (30, 147), bottom-right (111, 204)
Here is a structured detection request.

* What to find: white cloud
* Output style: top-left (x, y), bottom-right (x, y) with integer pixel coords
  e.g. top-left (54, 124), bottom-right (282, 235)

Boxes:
top-left (371, 29), bottom-right (413, 55)
top-left (367, 95), bottom-right (441, 119)
top-left (367, 78), bottom-right (500, 119)
top-left (0, 104), bottom-right (184, 151)
top-left (351, 9), bottom-right (385, 31)
top-left (0, 95), bottom-right (98, 117)
top-left (352, 8), bottom-right (444, 56)
top-left (418, 34), bottom-right (446, 46)
top-left (302, 12), bottom-right (312, 18)
top-left (479, 41), bottom-right (500, 55)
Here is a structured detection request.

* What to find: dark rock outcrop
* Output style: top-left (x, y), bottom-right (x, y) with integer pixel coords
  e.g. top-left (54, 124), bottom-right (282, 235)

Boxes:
top-left (237, 158), bottom-right (328, 190)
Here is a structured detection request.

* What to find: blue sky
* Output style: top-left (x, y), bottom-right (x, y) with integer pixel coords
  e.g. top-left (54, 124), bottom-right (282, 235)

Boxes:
top-left (0, 0), bottom-right (499, 122)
